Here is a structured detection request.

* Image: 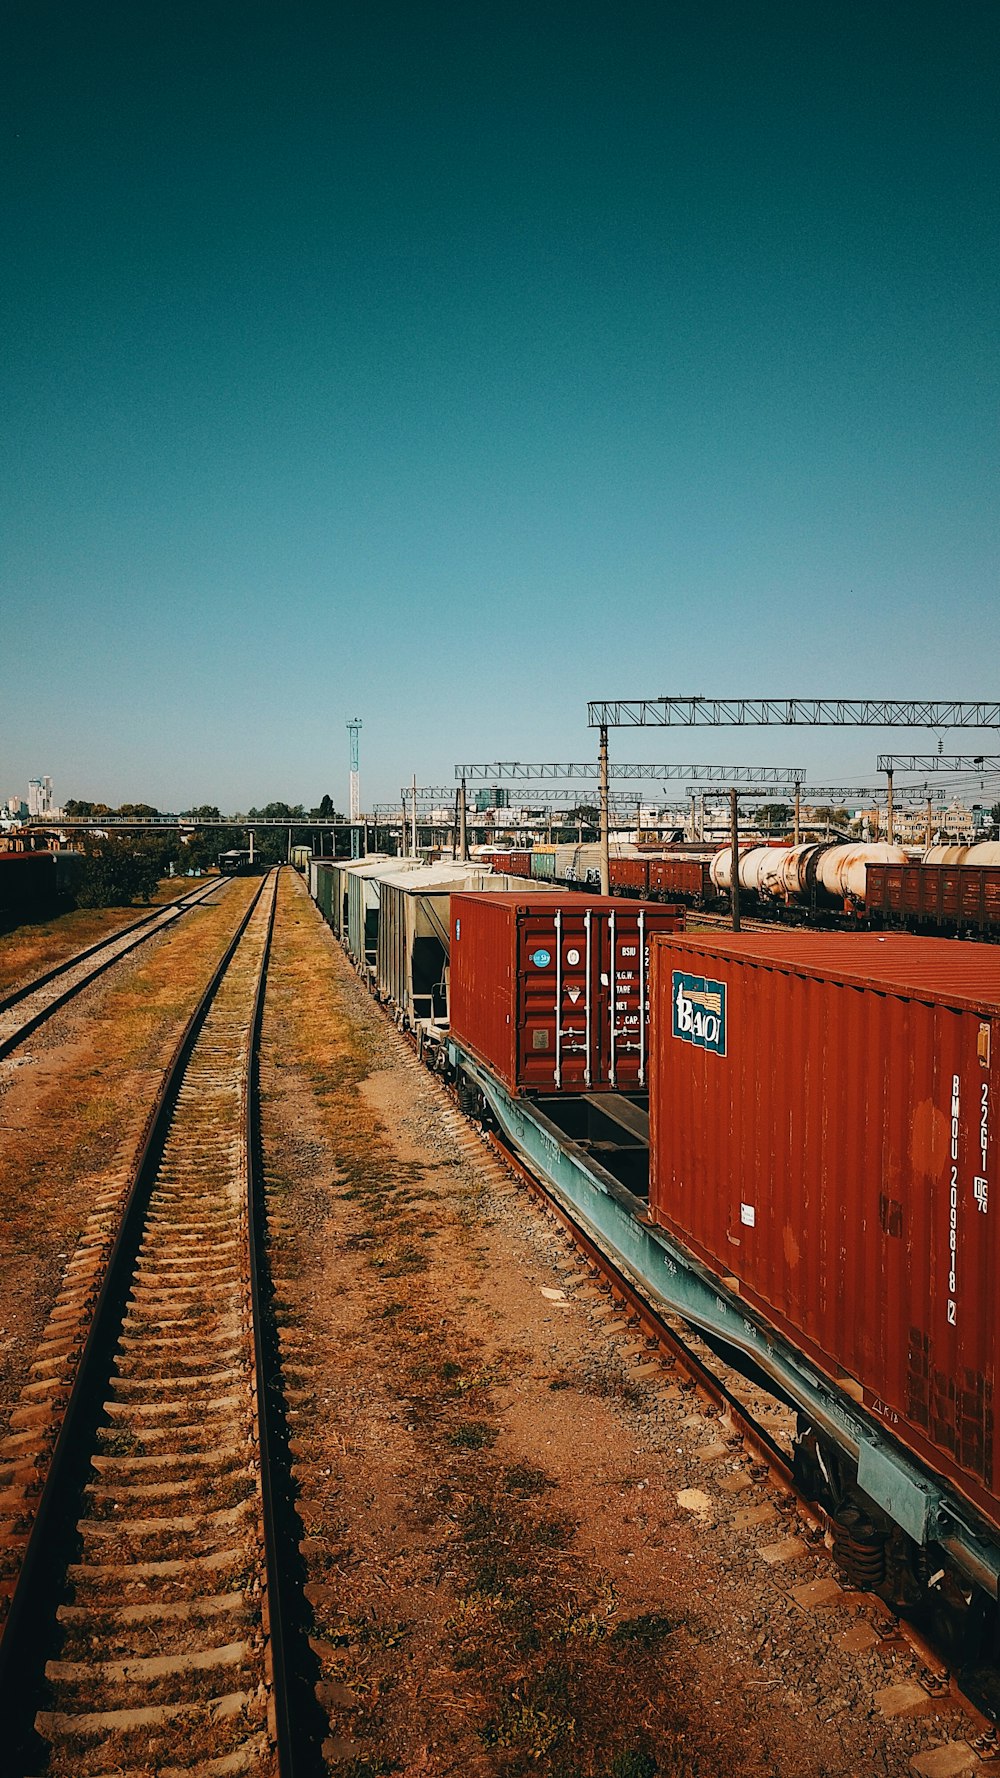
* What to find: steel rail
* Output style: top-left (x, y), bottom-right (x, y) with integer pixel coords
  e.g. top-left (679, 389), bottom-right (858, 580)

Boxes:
top-left (0, 874), bottom-right (225, 1012)
top-left (480, 1124), bottom-right (794, 1484)
top-left (312, 877), bottom-right (1000, 1733)
top-left (0, 874), bottom-right (272, 1769)
top-left (475, 1120), bottom-right (1000, 1729)
top-left (246, 878), bottom-right (326, 1774)
top-left (0, 875), bottom-right (228, 1061)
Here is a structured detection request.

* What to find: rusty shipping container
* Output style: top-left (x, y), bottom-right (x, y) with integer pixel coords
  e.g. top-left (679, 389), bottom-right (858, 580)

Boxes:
top-left (648, 931), bottom-right (1000, 1527)
top-left (450, 892), bottom-right (685, 1094)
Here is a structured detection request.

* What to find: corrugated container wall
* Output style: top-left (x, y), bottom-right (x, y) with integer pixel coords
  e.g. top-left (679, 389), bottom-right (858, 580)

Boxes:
top-left (648, 932), bottom-right (1000, 1527)
top-left (450, 892), bottom-right (685, 1095)
top-left (609, 857), bottom-right (650, 895)
top-left (648, 856), bottom-right (714, 903)
top-left (375, 867), bottom-right (551, 1027)
top-left (311, 860), bottom-right (338, 929)
top-left (867, 863), bottom-right (1000, 933)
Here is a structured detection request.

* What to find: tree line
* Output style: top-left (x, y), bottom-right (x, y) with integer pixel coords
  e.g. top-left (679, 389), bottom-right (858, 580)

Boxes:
top-left (59, 797), bottom-right (345, 907)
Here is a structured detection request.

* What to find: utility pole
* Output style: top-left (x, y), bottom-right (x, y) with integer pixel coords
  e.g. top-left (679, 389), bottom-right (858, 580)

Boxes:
top-left (598, 723), bottom-right (610, 895)
top-left (886, 768), bottom-right (894, 844)
top-left (347, 718), bottom-right (363, 823)
top-left (730, 788), bottom-right (741, 932)
top-left (410, 774), bottom-right (418, 856)
top-left (458, 777), bottom-right (468, 861)
top-left (794, 781), bottom-right (801, 845)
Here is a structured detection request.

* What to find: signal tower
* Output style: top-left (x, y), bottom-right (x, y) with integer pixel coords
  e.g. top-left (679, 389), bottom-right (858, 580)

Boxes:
top-left (347, 718), bottom-right (362, 822)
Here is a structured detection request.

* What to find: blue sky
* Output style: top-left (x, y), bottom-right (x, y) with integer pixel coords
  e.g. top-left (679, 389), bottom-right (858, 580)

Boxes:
top-left (3, 2), bottom-right (997, 811)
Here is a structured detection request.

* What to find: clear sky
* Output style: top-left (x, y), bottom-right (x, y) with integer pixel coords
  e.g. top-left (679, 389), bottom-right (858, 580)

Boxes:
top-left (3, 1), bottom-right (997, 811)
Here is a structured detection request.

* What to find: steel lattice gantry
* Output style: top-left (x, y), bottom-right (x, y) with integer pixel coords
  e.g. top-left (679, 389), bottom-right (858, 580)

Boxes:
top-left (395, 787), bottom-right (671, 809)
top-left (583, 698), bottom-right (999, 892)
top-left (876, 755), bottom-right (1000, 772)
top-left (455, 761), bottom-right (806, 783)
top-left (588, 699), bottom-right (1000, 728)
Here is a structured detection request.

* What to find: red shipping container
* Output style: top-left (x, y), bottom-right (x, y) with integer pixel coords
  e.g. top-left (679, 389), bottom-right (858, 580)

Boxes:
top-left (451, 892), bottom-right (684, 1094)
top-left (648, 931), bottom-right (1000, 1525)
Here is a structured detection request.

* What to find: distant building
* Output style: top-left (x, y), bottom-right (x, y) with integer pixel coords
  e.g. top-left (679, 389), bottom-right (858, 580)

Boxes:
top-left (27, 776), bottom-right (53, 817)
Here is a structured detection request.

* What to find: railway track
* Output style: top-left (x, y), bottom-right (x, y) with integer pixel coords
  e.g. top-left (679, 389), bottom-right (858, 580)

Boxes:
top-left (688, 907), bottom-right (790, 935)
top-left (468, 1112), bottom-right (1000, 1748)
top-left (0, 876), bottom-right (231, 1063)
top-left (0, 867), bottom-right (316, 1776)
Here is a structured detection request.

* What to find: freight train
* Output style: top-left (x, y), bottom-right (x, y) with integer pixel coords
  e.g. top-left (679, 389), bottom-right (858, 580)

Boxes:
top-left (307, 854), bottom-right (1000, 1690)
top-left (486, 840), bottom-right (1000, 937)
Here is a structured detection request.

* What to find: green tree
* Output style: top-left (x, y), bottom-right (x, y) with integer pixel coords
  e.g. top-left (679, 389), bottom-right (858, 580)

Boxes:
top-left (755, 802), bottom-right (791, 834)
top-left (183, 825), bottom-right (245, 871)
top-left (76, 835), bottom-right (167, 906)
top-left (810, 804), bottom-right (850, 829)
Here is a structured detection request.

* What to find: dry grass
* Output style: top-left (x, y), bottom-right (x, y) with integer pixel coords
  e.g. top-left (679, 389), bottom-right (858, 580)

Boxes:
top-left (258, 873), bottom-right (770, 1778)
top-left (0, 872), bottom-right (201, 998)
top-left (0, 879), bottom-right (258, 1438)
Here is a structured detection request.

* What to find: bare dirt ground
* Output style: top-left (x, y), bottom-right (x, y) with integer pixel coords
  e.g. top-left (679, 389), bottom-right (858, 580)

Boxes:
top-left (261, 871), bottom-right (991, 1778)
top-left (0, 871), bottom-right (207, 999)
top-left (0, 875), bottom-right (256, 1442)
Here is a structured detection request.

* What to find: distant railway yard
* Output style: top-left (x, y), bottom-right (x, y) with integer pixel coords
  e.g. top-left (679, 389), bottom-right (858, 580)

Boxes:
top-left (0, 838), bottom-right (997, 1778)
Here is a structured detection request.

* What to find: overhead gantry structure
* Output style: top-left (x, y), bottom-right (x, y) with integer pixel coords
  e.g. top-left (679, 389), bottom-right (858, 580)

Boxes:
top-left (586, 697), bottom-right (1000, 894)
top-left (455, 761), bottom-right (805, 784)
top-left (587, 698), bottom-right (1000, 728)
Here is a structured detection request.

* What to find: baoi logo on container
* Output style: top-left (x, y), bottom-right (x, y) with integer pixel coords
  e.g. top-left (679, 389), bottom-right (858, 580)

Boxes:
top-left (672, 970), bottom-right (726, 1056)
top-left (531, 948), bottom-right (551, 968)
